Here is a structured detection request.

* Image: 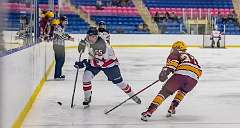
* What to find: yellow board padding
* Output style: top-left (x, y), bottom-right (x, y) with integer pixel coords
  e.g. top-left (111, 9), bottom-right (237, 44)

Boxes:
top-left (226, 45), bottom-right (240, 48)
top-left (174, 91), bottom-right (186, 101)
top-left (12, 60), bottom-right (55, 128)
top-left (152, 95), bottom-right (165, 105)
top-left (177, 65), bottom-right (202, 77)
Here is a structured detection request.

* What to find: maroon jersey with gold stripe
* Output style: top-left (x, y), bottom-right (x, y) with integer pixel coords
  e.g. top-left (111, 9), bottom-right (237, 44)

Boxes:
top-left (165, 50), bottom-right (202, 80)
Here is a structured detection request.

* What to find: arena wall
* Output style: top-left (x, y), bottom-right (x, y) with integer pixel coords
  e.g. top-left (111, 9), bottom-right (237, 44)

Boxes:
top-left (0, 41), bottom-right (54, 128)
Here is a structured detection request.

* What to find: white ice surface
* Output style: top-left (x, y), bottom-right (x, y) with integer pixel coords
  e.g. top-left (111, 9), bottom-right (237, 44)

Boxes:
top-left (23, 48), bottom-right (240, 128)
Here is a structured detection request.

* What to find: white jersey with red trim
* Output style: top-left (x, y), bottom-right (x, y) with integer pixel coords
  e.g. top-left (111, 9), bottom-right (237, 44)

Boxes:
top-left (98, 29), bottom-right (110, 43)
top-left (84, 37), bottom-right (118, 68)
top-left (211, 30), bottom-right (221, 38)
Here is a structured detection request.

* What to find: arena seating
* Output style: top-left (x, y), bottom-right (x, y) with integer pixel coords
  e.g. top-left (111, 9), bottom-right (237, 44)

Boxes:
top-left (143, 0), bottom-right (239, 34)
top-left (2, 0), bottom-right (240, 34)
top-left (70, 0), bottom-right (134, 7)
top-left (143, 0), bottom-right (233, 8)
top-left (64, 14), bottom-right (90, 34)
top-left (81, 6), bottom-right (139, 16)
top-left (82, 5), bottom-right (184, 34)
top-left (92, 15), bottom-right (149, 34)
top-left (39, 0), bottom-right (58, 4)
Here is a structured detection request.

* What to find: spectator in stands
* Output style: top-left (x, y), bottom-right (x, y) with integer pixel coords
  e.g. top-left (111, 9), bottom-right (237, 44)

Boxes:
top-left (111, 0), bottom-right (130, 7)
top-left (228, 10), bottom-right (238, 25)
top-left (135, 23), bottom-right (150, 33)
top-left (160, 12), bottom-right (166, 22)
top-left (153, 12), bottom-right (161, 23)
top-left (41, 10), bottom-right (47, 19)
top-left (112, 0), bottom-right (120, 6)
top-left (169, 12), bottom-right (179, 23)
top-left (116, 26), bottom-right (125, 34)
top-left (120, 0), bottom-right (130, 7)
top-left (158, 20), bottom-right (167, 34)
top-left (96, 0), bottom-right (103, 10)
top-left (165, 11), bottom-right (170, 21)
top-left (106, 1), bottom-right (112, 7)
top-left (40, 10), bottom-right (54, 41)
top-left (142, 23), bottom-right (150, 32)
top-left (215, 11), bottom-right (223, 22)
top-left (222, 15), bottom-right (228, 24)
top-left (15, 15), bottom-right (32, 45)
top-left (135, 23), bottom-right (143, 31)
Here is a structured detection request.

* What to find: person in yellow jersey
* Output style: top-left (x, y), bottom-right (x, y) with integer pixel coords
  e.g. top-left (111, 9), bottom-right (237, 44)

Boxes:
top-left (141, 41), bottom-right (202, 121)
top-left (40, 10), bottom-right (54, 41)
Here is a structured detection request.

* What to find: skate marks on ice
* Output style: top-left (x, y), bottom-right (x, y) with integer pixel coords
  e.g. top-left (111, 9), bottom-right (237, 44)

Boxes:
top-left (55, 100), bottom-right (141, 113)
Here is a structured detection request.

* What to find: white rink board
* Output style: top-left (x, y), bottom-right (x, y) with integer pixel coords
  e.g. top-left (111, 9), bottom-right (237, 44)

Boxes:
top-left (0, 42), bottom-right (54, 128)
top-left (66, 34), bottom-right (240, 46)
top-left (4, 31), bottom-right (240, 47)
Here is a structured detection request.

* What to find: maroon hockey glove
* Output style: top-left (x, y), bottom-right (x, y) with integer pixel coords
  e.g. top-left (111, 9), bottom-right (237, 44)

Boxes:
top-left (159, 68), bottom-right (172, 82)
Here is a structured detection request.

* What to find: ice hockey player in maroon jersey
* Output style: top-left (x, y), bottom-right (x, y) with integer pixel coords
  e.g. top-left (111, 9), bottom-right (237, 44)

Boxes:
top-left (141, 41), bottom-right (202, 121)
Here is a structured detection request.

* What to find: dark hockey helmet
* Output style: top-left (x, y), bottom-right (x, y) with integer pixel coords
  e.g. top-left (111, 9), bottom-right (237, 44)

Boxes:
top-left (98, 21), bottom-right (106, 29)
top-left (87, 27), bottom-right (98, 36)
top-left (20, 15), bottom-right (29, 24)
top-left (60, 16), bottom-right (68, 24)
top-left (20, 15), bottom-right (27, 19)
top-left (60, 16), bottom-right (67, 21)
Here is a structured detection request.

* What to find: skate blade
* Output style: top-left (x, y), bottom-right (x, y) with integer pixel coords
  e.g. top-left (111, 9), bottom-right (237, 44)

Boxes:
top-left (166, 113), bottom-right (172, 118)
top-left (83, 105), bottom-right (90, 109)
top-left (166, 113), bottom-right (175, 118)
top-left (141, 117), bottom-right (148, 122)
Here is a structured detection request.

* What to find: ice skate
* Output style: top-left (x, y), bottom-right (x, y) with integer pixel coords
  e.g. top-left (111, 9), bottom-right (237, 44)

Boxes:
top-left (217, 41), bottom-right (220, 48)
top-left (132, 96), bottom-right (141, 104)
top-left (141, 111), bottom-right (151, 121)
top-left (83, 96), bottom-right (91, 109)
top-left (211, 42), bottom-right (215, 48)
top-left (54, 75), bottom-right (65, 81)
top-left (166, 105), bottom-right (176, 118)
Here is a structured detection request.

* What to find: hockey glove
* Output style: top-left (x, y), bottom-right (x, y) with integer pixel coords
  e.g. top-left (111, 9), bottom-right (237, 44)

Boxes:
top-left (78, 39), bottom-right (86, 53)
top-left (74, 59), bottom-right (88, 69)
top-left (159, 68), bottom-right (172, 82)
top-left (68, 36), bottom-right (74, 42)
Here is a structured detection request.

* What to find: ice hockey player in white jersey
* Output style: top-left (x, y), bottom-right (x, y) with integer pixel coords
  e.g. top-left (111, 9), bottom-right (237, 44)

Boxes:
top-left (210, 26), bottom-right (222, 48)
top-left (74, 27), bottom-right (141, 107)
top-left (97, 21), bottom-right (110, 44)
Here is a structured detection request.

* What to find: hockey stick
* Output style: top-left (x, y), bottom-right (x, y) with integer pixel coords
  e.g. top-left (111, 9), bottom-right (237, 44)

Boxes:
top-left (70, 52), bottom-right (82, 108)
top-left (104, 80), bottom-right (160, 114)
